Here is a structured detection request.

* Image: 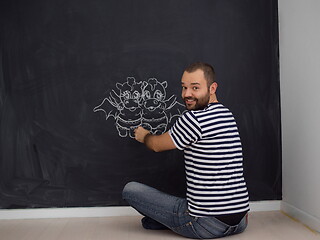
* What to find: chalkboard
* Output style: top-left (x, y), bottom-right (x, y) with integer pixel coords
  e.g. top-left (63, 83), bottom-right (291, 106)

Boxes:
top-left (0, 0), bottom-right (281, 208)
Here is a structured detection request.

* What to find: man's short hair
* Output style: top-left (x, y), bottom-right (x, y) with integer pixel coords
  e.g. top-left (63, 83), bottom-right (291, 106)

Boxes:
top-left (184, 62), bottom-right (216, 87)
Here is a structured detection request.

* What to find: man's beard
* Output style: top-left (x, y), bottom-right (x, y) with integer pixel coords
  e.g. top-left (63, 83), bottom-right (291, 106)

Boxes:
top-left (184, 93), bottom-right (210, 110)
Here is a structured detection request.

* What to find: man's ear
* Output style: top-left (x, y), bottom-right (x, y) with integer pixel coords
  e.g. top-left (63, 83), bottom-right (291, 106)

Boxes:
top-left (209, 82), bottom-right (218, 94)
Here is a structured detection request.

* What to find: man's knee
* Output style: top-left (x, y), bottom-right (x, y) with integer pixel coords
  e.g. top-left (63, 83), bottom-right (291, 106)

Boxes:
top-left (122, 181), bottom-right (140, 200)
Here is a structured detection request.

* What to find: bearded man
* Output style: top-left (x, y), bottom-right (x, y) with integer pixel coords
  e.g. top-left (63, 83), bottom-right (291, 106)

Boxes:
top-left (122, 62), bottom-right (250, 239)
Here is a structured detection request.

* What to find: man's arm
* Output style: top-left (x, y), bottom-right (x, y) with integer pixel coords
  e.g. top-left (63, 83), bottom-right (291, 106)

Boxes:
top-left (134, 126), bottom-right (177, 152)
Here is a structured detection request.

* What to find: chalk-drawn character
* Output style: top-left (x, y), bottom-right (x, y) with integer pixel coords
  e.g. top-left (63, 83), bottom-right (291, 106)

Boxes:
top-left (94, 76), bottom-right (186, 138)
top-left (141, 78), bottom-right (186, 135)
top-left (94, 77), bottom-right (144, 138)
top-left (141, 78), bottom-right (168, 135)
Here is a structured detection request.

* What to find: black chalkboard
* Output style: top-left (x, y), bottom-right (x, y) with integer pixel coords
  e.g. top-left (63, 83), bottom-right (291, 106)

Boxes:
top-left (0, 0), bottom-right (281, 208)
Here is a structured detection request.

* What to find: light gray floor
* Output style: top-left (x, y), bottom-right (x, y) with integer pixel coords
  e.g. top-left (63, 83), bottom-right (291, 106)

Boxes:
top-left (0, 211), bottom-right (319, 240)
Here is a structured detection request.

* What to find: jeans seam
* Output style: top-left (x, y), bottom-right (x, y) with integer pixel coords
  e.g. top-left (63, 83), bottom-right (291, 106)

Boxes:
top-left (171, 221), bottom-right (190, 231)
top-left (126, 195), bottom-right (178, 221)
top-left (194, 218), bottom-right (222, 238)
top-left (197, 218), bottom-right (226, 232)
top-left (171, 221), bottom-right (201, 239)
top-left (190, 222), bottom-right (203, 239)
top-left (126, 197), bottom-right (174, 218)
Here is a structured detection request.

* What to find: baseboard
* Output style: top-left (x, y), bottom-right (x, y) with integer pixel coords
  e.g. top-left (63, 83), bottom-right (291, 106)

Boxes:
top-left (281, 201), bottom-right (320, 233)
top-left (0, 201), bottom-right (281, 220)
top-left (249, 200), bottom-right (281, 212)
top-left (0, 206), bottom-right (139, 220)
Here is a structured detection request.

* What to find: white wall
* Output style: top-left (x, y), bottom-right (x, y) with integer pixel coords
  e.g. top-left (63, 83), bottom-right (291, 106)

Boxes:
top-left (279, 0), bottom-right (320, 232)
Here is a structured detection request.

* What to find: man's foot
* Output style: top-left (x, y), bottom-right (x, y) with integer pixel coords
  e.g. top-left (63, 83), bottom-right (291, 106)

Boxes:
top-left (141, 217), bottom-right (169, 230)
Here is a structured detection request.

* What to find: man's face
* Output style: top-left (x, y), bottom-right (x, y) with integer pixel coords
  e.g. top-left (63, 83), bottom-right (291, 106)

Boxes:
top-left (181, 69), bottom-right (211, 110)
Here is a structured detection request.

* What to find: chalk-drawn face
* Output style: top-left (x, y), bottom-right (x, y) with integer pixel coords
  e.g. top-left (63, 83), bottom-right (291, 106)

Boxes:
top-left (143, 78), bottom-right (167, 111)
top-left (181, 69), bottom-right (216, 110)
top-left (116, 78), bottom-right (143, 111)
top-left (121, 90), bottom-right (141, 104)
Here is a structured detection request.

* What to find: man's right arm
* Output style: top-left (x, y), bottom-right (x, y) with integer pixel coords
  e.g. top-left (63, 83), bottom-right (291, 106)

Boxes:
top-left (144, 131), bottom-right (176, 152)
top-left (134, 126), bottom-right (176, 152)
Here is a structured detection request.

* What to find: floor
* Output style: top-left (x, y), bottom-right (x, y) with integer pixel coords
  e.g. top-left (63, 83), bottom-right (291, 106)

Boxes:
top-left (0, 211), bottom-right (319, 240)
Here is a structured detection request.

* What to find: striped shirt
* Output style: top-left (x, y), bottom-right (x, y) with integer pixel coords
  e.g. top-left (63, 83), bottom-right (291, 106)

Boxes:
top-left (169, 102), bottom-right (250, 217)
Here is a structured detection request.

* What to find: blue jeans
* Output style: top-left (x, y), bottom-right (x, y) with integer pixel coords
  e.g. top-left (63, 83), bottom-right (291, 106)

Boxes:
top-left (122, 182), bottom-right (248, 239)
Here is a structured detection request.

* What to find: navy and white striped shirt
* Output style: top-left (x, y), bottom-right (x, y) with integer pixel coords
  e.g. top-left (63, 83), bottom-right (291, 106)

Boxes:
top-left (169, 102), bottom-right (249, 217)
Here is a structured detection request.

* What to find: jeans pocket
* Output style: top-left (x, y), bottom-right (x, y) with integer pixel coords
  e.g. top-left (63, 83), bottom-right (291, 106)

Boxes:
top-left (223, 215), bottom-right (248, 236)
top-left (233, 214), bottom-right (248, 234)
top-left (171, 221), bottom-right (202, 239)
top-left (192, 217), bottom-right (226, 239)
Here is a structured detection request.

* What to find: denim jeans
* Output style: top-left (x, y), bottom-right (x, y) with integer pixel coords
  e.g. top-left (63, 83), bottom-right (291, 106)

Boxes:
top-left (122, 182), bottom-right (248, 239)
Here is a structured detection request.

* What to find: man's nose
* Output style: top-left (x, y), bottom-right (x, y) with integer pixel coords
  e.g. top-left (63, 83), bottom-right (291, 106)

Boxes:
top-left (183, 88), bottom-right (192, 97)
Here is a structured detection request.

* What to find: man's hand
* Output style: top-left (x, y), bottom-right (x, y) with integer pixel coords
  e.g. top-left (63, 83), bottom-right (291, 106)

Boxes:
top-left (134, 126), bottom-right (150, 143)
top-left (134, 126), bottom-right (176, 152)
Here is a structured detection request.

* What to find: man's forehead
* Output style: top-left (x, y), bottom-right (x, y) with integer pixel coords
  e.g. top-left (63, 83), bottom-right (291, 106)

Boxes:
top-left (181, 81), bottom-right (201, 85)
top-left (181, 73), bottom-right (206, 85)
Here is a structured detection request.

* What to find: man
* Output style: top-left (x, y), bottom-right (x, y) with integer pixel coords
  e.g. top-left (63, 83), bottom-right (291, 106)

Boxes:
top-left (122, 62), bottom-right (249, 239)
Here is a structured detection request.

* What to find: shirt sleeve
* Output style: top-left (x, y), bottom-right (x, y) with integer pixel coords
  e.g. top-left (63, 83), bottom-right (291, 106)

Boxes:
top-left (169, 111), bottom-right (202, 150)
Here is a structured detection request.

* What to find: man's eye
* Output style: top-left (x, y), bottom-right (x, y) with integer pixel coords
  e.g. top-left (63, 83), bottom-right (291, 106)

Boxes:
top-left (193, 87), bottom-right (199, 90)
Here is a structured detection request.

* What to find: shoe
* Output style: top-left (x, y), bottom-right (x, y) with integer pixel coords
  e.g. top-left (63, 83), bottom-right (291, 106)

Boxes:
top-left (141, 216), bottom-right (169, 230)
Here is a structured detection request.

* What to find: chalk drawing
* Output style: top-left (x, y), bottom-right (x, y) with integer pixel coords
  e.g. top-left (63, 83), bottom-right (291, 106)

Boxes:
top-left (93, 77), bottom-right (186, 138)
